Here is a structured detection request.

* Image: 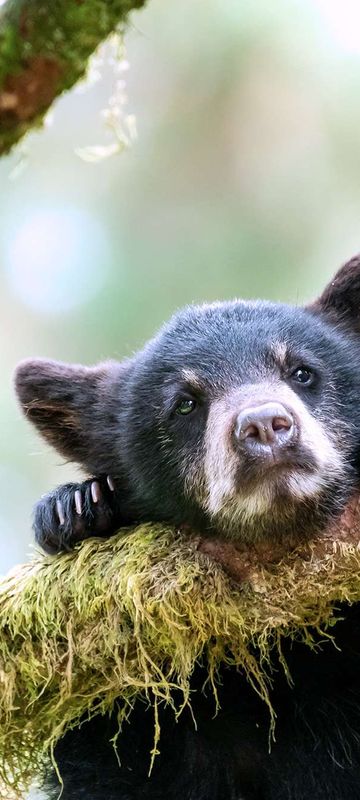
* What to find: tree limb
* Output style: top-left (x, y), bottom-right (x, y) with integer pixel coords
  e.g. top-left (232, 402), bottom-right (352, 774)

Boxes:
top-left (0, 0), bottom-right (146, 156)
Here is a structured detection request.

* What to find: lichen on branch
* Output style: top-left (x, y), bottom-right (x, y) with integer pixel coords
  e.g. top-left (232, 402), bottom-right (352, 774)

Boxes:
top-left (2, 496), bottom-right (360, 796)
top-left (0, 0), bottom-right (146, 156)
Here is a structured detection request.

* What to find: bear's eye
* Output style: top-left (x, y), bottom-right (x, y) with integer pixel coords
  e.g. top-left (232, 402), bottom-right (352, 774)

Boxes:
top-left (176, 398), bottom-right (197, 416)
top-left (291, 367), bottom-right (314, 386)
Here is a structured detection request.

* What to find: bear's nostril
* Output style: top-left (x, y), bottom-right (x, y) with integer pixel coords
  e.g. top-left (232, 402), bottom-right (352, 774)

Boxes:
top-left (243, 424), bottom-right (260, 439)
top-left (272, 416), bottom-right (291, 433)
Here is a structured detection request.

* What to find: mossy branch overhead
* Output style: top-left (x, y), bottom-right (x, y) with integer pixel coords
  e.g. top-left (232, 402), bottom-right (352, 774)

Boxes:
top-left (2, 496), bottom-right (360, 798)
top-left (0, 0), bottom-right (146, 156)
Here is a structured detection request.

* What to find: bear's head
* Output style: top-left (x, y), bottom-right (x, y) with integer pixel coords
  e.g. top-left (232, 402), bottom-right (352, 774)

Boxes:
top-left (15, 255), bottom-right (360, 542)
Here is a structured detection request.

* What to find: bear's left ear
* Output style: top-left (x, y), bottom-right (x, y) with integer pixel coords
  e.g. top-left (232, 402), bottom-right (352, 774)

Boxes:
top-left (309, 254), bottom-right (360, 334)
top-left (14, 357), bottom-right (130, 474)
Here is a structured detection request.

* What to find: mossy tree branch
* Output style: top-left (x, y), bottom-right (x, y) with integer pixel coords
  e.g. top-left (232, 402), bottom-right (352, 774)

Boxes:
top-left (0, 0), bottom-right (146, 156)
top-left (2, 498), bottom-right (360, 796)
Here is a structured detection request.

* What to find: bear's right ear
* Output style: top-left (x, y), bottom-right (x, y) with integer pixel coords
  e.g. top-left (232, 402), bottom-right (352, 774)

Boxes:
top-left (14, 358), bottom-right (127, 473)
top-left (310, 254), bottom-right (360, 334)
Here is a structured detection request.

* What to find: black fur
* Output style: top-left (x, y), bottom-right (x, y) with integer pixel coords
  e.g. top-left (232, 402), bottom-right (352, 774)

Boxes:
top-left (14, 255), bottom-right (360, 798)
top-left (42, 604), bottom-right (360, 800)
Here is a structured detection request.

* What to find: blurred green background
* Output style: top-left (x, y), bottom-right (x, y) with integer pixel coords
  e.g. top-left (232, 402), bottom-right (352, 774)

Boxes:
top-left (1, 0), bottom-right (360, 573)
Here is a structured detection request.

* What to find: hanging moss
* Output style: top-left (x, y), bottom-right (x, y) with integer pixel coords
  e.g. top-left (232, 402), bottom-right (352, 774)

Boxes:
top-left (0, 0), bottom-right (146, 155)
top-left (1, 495), bottom-right (360, 798)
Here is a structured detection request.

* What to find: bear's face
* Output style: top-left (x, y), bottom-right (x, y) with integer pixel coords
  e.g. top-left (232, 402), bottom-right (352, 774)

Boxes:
top-left (15, 255), bottom-right (360, 542)
top-left (119, 299), bottom-right (360, 540)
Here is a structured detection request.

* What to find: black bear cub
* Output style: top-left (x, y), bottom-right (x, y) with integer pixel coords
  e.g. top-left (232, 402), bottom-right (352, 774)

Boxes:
top-left (15, 256), bottom-right (360, 799)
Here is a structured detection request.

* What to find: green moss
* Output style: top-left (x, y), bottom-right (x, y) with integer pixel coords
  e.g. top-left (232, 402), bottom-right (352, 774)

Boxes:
top-left (1, 521), bottom-right (360, 797)
top-left (0, 0), bottom-right (147, 155)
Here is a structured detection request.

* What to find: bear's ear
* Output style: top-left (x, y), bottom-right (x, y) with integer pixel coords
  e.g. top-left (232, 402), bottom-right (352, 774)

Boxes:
top-left (310, 254), bottom-right (360, 333)
top-left (14, 358), bottom-right (127, 472)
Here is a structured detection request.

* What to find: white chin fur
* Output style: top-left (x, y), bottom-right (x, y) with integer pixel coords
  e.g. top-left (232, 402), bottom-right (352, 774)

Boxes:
top-left (285, 471), bottom-right (325, 500)
top-left (207, 469), bottom-right (329, 528)
top-left (231, 485), bottom-right (275, 523)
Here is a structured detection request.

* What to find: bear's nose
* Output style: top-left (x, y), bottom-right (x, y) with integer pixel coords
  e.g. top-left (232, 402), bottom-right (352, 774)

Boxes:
top-left (234, 402), bottom-right (295, 450)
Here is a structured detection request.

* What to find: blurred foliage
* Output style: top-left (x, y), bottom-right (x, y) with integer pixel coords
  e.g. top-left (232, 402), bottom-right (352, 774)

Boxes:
top-left (1, 0), bottom-right (360, 572)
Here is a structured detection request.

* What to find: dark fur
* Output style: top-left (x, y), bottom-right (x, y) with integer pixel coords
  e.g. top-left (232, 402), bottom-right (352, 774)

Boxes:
top-left (42, 605), bottom-right (360, 800)
top-left (15, 256), bottom-right (360, 798)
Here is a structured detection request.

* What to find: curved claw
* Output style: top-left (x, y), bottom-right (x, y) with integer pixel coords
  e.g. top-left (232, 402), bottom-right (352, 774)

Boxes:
top-left (74, 490), bottom-right (82, 515)
top-left (91, 481), bottom-right (101, 503)
top-left (107, 475), bottom-right (115, 492)
top-left (56, 499), bottom-right (65, 526)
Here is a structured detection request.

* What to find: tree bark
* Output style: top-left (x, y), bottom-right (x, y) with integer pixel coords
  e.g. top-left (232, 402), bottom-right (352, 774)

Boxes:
top-left (0, 0), bottom-right (146, 156)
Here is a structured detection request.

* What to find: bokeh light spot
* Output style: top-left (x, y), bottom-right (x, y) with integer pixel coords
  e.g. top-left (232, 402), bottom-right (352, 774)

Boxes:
top-left (4, 208), bottom-right (109, 313)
